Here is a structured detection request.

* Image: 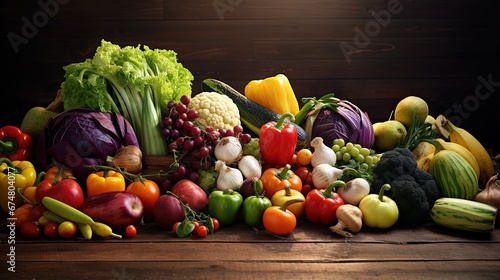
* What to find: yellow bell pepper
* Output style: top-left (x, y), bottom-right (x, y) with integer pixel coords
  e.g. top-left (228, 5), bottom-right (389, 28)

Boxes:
top-left (0, 158), bottom-right (37, 213)
top-left (244, 74), bottom-right (300, 115)
top-left (86, 169), bottom-right (126, 198)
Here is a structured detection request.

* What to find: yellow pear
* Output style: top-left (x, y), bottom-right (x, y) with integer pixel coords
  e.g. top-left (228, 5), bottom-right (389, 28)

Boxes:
top-left (20, 107), bottom-right (58, 139)
top-left (373, 120), bottom-right (407, 152)
top-left (20, 90), bottom-right (62, 140)
top-left (394, 96), bottom-right (429, 128)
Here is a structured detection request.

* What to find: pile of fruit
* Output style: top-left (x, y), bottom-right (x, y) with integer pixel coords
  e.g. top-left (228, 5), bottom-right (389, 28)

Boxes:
top-left (2, 42), bottom-right (498, 240)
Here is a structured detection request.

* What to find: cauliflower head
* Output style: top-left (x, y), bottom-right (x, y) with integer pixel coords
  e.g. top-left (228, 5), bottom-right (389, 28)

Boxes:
top-left (188, 92), bottom-right (241, 130)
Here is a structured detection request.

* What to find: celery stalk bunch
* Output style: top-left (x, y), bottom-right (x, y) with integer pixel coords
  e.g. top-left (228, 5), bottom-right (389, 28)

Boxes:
top-left (60, 40), bottom-right (194, 155)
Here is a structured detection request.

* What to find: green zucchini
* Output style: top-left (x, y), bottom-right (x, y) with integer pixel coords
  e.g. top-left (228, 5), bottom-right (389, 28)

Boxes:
top-left (430, 197), bottom-right (497, 233)
top-left (201, 78), bottom-right (308, 148)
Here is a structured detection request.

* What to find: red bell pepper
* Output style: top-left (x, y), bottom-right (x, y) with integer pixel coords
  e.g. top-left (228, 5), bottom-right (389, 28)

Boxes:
top-left (0, 126), bottom-right (34, 161)
top-left (304, 180), bottom-right (345, 225)
top-left (259, 113), bottom-right (297, 167)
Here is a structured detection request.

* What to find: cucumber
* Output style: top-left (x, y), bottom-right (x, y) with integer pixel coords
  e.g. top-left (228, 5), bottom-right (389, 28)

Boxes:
top-left (430, 197), bottom-right (497, 233)
top-left (201, 78), bottom-right (308, 148)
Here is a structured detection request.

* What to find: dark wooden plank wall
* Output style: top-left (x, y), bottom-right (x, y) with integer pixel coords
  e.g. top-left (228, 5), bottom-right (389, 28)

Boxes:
top-left (1, 0), bottom-right (499, 153)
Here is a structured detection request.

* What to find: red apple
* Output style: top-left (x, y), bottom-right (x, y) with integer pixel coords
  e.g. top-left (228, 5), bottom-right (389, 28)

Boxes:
top-left (170, 179), bottom-right (208, 212)
top-left (153, 194), bottom-right (185, 230)
top-left (36, 178), bottom-right (84, 209)
top-left (80, 191), bottom-right (144, 229)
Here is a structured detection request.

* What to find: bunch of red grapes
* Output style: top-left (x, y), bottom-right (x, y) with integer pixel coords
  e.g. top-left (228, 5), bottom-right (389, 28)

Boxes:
top-left (159, 95), bottom-right (252, 186)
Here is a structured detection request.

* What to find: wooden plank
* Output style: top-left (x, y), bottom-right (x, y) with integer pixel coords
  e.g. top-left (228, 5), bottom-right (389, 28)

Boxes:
top-left (8, 261), bottom-right (500, 280)
top-left (10, 242), bottom-right (500, 262)
top-left (163, 0), bottom-right (500, 20)
top-left (0, 0), bottom-right (164, 20)
top-left (4, 18), bottom-right (497, 45)
top-left (253, 38), bottom-right (500, 60)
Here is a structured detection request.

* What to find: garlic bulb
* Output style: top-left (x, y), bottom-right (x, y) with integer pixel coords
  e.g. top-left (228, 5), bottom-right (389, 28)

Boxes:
top-left (214, 136), bottom-right (243, 164)
top-left (336, 178), bottom-right (370, 206)
top-left (310, 137), bottom-right (337, 167)
top-left (312, 163), bottom-right (344, 189)
top-left (238, 155), bottom-right (262, 179)
top-left (215, 160), bottom-right (244, 191)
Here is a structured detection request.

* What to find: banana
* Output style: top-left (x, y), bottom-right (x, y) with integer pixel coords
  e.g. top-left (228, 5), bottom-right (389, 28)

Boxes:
top-left (412, 141), bottom-right (435, 172)
top-left (431, 139), bottom-right (480, 179)
top-left (41, 196), bottom-right (95, 225)
top-left (444, 119), bottom-right (494, 186)
top-left (76, 223), bottom-right (93, 239)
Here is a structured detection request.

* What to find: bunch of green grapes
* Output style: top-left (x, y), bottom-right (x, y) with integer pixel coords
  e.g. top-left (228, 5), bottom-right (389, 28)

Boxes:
top-left (243, 137), bottom-right (261, 160)
top-left (332, 138), bottom-right (380, 169)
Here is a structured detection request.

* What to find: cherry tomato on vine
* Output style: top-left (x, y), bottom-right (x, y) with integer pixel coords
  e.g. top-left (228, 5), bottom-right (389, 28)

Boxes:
top-left (43, 221), bottom-right (59, 238)
top-left (172, 221), bottom-right (182, 232)
top-left (211, 218), bottom-right (220, 232)
top-left (125, 225), bottom-right (137, 237)
top-left (196, 225), bottom-right (209, 237)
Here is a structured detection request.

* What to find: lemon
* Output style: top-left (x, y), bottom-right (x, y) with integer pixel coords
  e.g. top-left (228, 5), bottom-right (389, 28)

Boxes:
top-left (394, 96), bottom-right (429, 128)
top-left (373, 120), bottom-right (407, 152)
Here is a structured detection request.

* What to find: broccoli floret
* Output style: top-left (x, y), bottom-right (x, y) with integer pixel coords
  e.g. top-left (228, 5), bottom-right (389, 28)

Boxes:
top-left (371, 147), bottom-right (440, 226)
top-left (412, 168), bottom-right (441, 205)
top-left (389, 175), bottom-right (430, 225)
top-left (372, 148), bottom-right (416, 183)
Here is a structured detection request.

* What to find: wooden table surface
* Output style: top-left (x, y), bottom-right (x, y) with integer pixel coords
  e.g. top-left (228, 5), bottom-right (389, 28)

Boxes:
top-left (1, 218), bottom-right (499, 280)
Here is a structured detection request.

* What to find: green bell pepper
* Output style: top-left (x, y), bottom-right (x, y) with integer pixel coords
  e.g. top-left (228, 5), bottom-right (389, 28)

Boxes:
top-left (242, 193), bottom-right (272, 227)
top-left (208, 189), bottom-right (243, 227)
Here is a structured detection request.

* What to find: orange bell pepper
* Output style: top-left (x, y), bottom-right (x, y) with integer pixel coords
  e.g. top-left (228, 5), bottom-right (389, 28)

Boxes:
top-left (86, 170), bottom-right (125, 197)
top-left (261, 164), bottom-right (302, 199)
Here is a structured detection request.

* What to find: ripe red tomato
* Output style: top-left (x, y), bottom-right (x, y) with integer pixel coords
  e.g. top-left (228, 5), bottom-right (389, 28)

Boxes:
top-left (196, 225), bottom-right (208, 237)
top-left (125, 225), bottom-right (137, 238)
top-left (43, 221), bottom-right (59, 238)
top-left (43, 166), bottom-right (74, 181)
top-left (20, 222), bottom-right (41, 238)
top-left (126, 179), bottom-right (160, 221)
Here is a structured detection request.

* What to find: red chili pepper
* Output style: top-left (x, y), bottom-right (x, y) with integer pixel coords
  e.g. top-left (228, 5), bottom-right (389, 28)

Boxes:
top-left (304, 180), bottom-right (345, 226)
top-left (259, 113), bottom-right (297, 167)
top-left (0, 126), bottom-right (34, 161)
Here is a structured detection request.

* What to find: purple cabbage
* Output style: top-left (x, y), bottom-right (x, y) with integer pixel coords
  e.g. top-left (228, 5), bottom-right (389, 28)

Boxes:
top-left (305, 99), bottom-right (374, 148)
top-left (36, 107), bottom-right (139, 182)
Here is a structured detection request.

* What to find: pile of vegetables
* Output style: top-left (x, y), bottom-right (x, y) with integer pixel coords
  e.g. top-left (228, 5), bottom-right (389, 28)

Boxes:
top-left (60, 40), bottom-right (194, 155)
top-left (5, 54), bottom-right (499, 243)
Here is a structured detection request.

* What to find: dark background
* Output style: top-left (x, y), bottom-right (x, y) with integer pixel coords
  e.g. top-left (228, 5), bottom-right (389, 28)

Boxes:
top-left (1, 0), bottom-right (499, 154)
